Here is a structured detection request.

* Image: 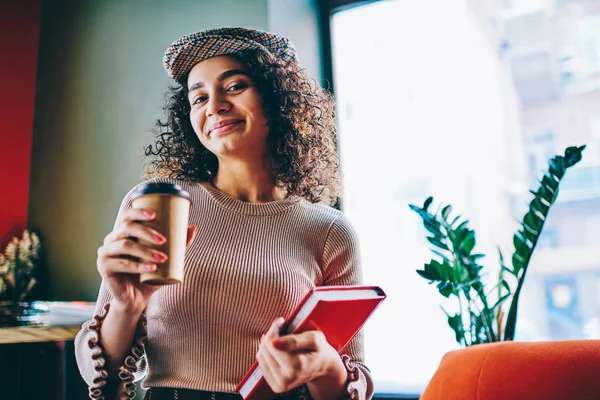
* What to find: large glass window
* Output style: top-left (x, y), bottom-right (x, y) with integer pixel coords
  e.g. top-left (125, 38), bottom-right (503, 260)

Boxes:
top-left (331, 0), bottom-right (600, 394)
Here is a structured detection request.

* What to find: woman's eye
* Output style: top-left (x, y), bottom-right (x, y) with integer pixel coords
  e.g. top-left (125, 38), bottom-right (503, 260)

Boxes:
top-left (193, 96), bottom-right (208, 105)
top-left (227, 83), bottom-right (247, 92)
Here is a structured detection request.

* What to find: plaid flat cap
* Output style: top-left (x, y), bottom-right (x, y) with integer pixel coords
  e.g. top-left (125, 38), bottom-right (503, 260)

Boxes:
top-left (163, 27), bottom-right (298, 81)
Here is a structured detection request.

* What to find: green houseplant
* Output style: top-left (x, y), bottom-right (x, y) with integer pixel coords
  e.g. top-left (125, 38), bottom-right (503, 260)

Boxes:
top-left (0, 229), bottom-right (44, 327)
top-left (0, 229), bottom-right (41, 302)
top-left (409, 145), bottom-right (585, 346)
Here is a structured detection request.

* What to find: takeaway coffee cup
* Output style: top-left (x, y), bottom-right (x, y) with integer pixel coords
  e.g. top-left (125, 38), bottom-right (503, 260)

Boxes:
top-left (130, 182), bottom-right (191, 285)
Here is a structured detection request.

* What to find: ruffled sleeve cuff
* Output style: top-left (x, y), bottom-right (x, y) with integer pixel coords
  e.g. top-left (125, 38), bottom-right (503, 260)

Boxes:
top-left (116, 314), bottom-right (148, 399)
top-left (341, 354), bottom-right (365, 400)
top-left (86, 303), bottom-right (110, 399)
top-left (85, 303), bottom-right (148, 400)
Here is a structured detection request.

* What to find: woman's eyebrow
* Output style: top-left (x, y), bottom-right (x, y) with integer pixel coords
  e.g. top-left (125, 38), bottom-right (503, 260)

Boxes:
top-left (188, 69), bottom-right (249, 93)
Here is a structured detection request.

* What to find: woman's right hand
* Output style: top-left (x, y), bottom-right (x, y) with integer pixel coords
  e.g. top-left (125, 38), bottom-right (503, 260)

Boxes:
top-left (96, 208), bottom-right (196, 314)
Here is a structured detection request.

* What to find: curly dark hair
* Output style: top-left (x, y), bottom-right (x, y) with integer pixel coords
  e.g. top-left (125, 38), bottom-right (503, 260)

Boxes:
top-left (144, 48), bottom-right (340, 205)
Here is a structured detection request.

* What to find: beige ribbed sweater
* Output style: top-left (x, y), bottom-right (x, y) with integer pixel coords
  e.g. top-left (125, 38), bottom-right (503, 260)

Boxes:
top-left (75, 178), bottom-right (373, 400)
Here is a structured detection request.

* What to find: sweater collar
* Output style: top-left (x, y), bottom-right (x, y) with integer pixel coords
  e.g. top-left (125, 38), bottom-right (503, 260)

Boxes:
top-left (197, 182), bottom-right (302, 216)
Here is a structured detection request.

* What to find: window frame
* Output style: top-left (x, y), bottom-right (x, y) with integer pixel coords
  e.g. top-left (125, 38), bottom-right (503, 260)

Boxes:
top-left (318, 1), bottom-right (422, 398)
top-left (318, 0), bottom-right (384, 94)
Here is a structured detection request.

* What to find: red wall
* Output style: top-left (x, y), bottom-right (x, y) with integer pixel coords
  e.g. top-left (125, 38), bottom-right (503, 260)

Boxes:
top-left (0, 1), bottom-right (42, 247)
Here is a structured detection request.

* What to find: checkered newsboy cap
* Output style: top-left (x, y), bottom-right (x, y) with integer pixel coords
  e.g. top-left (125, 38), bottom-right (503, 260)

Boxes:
top-left (163, 27), bottom-right (298, 82)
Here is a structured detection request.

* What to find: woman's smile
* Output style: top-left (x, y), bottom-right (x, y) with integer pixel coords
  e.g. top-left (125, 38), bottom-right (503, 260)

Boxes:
top-left (209, 119), bottom-right (245, 136)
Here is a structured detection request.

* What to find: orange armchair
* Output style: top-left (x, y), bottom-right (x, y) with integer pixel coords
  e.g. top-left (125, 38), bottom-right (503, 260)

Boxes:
top-left (420, 340), bottom-right (600, 400)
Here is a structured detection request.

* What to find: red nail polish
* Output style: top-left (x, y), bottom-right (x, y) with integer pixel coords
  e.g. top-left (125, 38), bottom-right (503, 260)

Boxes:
top-left (145, 263), bottom-right (157, 271)
top-left (153, 252), bottom-right (167, 262)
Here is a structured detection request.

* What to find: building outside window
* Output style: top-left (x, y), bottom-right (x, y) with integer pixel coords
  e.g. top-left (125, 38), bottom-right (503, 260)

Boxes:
top-left (331, 0), bottom-right (600, 394)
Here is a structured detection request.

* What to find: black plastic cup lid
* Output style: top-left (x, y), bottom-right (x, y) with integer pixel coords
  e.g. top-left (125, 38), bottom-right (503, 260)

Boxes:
top-left (131, 182), bottom-right (192, 202)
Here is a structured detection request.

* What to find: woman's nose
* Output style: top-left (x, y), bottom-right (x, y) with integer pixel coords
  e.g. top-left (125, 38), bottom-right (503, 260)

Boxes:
top-left (206, 95), bottom-right (231, 116)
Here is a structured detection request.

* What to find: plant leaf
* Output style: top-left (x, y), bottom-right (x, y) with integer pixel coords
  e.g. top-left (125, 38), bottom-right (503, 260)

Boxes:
top-left (424, 260), bottom-right (443, 281)
top-left (564, 145), bottom-right (586, 165)
top-left (450, 214), bottom-right (463, 228)
top-left (541, 174), bottom-right (558, 193)
top-left (437, 281), bottom-right (455, 298)
top-left (417, 269), bottom-right (435, 281)
top-left (427, 236), bottom-right (449, 250)
top-left (512, 252), bottom-right (525, 276)
top-left (513, 231), bottom-right (530, 255)
top-left (442, 205), bottom-right (453, 220)
top-left (455, 220), bottom-right (470, 232)
top-left (504, 145), bottom-right (585, 341)
top-left (431, 248), bottom-right (448, 261)
top-left (423, 196), bottom-right (434, 211)
top-left (491, 293), bottom-right (511, 310)
top-left (460, 233), bottom-right (476, 253)
top-left (531, 197), bottom-right (549, 215)
top-left (443, 309), bottom-right (465, 345)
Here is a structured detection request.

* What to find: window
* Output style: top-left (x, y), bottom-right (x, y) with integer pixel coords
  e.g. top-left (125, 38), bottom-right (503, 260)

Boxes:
top-left (580, 14), bottom-right (600, 71)
top-left (544, 276), bottom-right (580, 340)
top-left (592, 117), bottom-right (600, 163)
top-left (500, 0), bottom-right (512, 11)
top-left (527, 132), bottom-right (556, 181)
top-left (537, 226), bottom-right (558, 249)
top-left (499, 0), bottom-right (545, 16)
top-left (582, 276), bottom-right (600, 339)
top-left (586, 216), bottom-right (600, 244)
top-left (330, 0), bottom-right (600, 395)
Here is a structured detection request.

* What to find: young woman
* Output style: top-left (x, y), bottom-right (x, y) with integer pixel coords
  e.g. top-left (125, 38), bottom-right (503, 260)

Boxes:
top-left (75, 27), bottom-right (373, 400)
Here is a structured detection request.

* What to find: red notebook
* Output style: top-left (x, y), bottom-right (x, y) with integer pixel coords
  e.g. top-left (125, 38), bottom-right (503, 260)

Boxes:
top-left (235, 285), bottom-right (386, 400)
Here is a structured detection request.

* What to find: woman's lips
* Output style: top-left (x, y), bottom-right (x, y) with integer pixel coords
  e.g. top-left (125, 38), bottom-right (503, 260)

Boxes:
top-left (210, 120), bottom-right (244, 136)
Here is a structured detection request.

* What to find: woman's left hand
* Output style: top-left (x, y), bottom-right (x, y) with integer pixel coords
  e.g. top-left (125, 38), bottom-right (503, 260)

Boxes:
top-left (256, 317), bottom-right (348, 396)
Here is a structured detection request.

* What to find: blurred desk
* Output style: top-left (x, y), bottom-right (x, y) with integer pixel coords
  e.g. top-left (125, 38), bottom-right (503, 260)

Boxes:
top-left (0, 326), bottom-right (81, 344)
top-left (0, 301), bottom-right (95, 400)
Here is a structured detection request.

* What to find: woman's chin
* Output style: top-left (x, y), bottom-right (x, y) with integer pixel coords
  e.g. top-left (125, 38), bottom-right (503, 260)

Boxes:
top-left (205, 130), bottom-right (268, 159)
top-left (211, 140), bottom-right (246, 157)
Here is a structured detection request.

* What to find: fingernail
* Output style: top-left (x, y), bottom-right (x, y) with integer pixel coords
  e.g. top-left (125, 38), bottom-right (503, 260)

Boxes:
top-left (143, 210), bottom-right (155, 217)
top-left (153, 252), bottom-right (168, 262)
top-left (273, 338), bottom-right (285, 349)
top-left (145, 263), bottom-right (157, 271)
top-left (153, 233), bottom-right (166, 244)
top-left (276, 317), bottom-right (285, 327)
